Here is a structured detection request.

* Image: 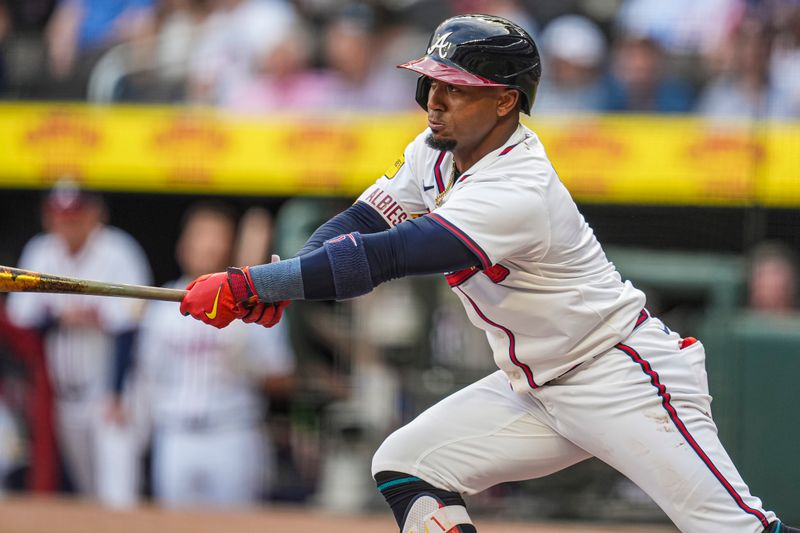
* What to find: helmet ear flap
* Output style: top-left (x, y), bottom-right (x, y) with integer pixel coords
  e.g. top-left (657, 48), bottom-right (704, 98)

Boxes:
top-left (415, 76), bottom-right (431, 111)
top-left (521, 80), bottom-right (538, 114)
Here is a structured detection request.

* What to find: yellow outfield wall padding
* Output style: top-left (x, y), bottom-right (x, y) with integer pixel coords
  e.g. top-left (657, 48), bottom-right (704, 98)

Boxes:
top-left (0, 103), bottom-right (797, 206)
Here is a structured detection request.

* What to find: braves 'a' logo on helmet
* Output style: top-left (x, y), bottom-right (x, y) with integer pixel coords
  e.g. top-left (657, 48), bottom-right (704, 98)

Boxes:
top-left (427, 31), bottom-right (453, 58)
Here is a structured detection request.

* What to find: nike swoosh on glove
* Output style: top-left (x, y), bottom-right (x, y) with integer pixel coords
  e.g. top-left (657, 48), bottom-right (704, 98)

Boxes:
top-left (180, 271), bottom-right (239, 328)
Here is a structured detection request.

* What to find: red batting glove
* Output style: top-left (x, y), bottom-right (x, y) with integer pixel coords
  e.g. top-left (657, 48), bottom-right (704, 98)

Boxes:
top-left (181, 267), bottom-right (291, 329)
top-left (180, 272), bottom-right (239, 329)
top-left (240, 300), bottom-right (291, 327)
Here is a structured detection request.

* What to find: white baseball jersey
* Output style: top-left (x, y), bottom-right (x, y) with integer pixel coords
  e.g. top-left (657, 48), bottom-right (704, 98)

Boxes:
top-left (369, 125), bottom-right (778, 532)
top-left (358, 124), bottom-right (646, 391)
top-left (136, 279), bottom-right (294, 506)
top-left (8, 226), bottom-right (152, 403)
top-left (7, 225), bottom-right (151, 500)
top-left (136, 278), bottom-right (295, 429)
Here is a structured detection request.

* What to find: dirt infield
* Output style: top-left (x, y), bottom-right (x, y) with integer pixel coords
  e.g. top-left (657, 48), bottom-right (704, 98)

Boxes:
top-left (0, 496), bottom-right (678, 533)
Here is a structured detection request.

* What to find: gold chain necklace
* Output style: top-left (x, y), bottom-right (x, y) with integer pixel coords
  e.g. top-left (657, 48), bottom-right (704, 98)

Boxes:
top-left (435, 159), bottom-right (459, 207)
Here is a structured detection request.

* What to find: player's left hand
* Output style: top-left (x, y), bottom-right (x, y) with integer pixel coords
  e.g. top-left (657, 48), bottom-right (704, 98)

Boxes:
top-left (180, 266), bottom-right (290, 329)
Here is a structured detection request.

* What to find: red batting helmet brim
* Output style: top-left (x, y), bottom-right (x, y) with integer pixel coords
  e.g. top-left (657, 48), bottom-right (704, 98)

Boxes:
top-left (398, 55), bottom-right (508, 87)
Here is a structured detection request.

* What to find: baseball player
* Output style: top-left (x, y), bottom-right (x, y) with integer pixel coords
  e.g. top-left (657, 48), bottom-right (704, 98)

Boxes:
top-left (180, 14), bottom-right (796, 533)
top-left (7, 182), bottom-right (151, 503)
top-left (137, 203), bottom-right (294, 507)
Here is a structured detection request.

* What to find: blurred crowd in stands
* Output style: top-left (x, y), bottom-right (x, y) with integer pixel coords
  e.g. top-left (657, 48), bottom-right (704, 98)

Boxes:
top-left (0, 0), bottom-right (798, 119)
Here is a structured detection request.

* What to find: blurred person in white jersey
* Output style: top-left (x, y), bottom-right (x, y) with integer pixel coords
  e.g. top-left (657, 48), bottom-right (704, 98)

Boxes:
top-left (136, 202), bottom-right (294, 507)
top-left (7, 181), bottom-right (152, 506)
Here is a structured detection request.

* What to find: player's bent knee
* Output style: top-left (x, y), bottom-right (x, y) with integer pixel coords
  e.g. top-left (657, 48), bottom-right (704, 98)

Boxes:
top-left (371, 438), bottom-right (391, 476)
top-left (371, 431), bottom-right (414, 477)
top-left (374, 471), bottom-right (476, 533)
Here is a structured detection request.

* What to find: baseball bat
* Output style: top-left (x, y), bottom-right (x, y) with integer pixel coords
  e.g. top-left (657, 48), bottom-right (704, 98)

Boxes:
top-left (0, 266), bottom-right (186, 302)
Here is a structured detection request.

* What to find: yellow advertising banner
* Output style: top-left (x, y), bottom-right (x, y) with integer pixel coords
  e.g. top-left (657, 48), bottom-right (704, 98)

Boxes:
top-left (533, 115), bottom-right (800, 207)
top-left (0, 103), bottom-right (797, 206)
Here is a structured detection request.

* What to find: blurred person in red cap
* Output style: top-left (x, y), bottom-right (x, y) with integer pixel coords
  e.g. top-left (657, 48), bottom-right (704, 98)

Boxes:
top-left (6, 180), bottom-right (152, 507)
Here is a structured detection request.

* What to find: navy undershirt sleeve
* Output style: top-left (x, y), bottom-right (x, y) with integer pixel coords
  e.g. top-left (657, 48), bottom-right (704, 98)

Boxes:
top-left (110, 329), bottom-right (136, 396)
top-left (296, 202), bottom-right (390, 257)
top-left (299, 215), bottom-right (481, 300)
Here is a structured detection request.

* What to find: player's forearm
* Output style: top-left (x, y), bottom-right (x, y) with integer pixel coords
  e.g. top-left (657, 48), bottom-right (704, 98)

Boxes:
top-left (249, 216), bottom-right (481, 302)
top-left (249, 240), bottom-right (362, 302)
top-left (295, 202), bottom-right (390, 257)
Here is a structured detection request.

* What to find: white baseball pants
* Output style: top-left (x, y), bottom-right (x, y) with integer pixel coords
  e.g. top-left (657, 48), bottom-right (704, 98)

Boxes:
top-left (153, 424), bottom-right (269, 508)
top-left (372, 317), bottom-right (776, 533)
top-left (57, 400), bottom-right (140, 507)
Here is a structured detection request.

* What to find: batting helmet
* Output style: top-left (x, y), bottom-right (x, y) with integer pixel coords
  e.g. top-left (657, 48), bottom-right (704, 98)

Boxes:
top-left (399, 14), bottom-right (541, 114)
